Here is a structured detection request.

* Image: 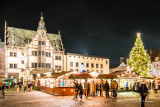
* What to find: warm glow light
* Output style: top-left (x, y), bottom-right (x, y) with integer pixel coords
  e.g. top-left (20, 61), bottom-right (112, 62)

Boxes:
top-left (90, 72), bottom-right (98, 77)
top-left (137, 33), bottom-right (141, 37)
top-left (37, 73), bottom-right (40, 77)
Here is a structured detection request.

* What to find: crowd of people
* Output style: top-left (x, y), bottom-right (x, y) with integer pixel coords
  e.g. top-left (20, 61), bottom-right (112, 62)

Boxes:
top-left (74, 80), bottom-right (119, 100)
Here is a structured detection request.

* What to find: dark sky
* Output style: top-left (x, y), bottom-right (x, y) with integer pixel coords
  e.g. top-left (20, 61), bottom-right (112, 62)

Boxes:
top-left (0, 0), bottom-right (160, 64)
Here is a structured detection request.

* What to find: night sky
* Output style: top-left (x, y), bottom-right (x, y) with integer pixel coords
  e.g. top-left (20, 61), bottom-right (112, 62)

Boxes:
top-left (0, 0), bottom-right (160, 64)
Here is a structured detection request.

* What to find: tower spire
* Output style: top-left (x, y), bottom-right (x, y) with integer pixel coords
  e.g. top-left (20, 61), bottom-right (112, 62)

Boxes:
top-left (37, 12), bottom-right (46, 30)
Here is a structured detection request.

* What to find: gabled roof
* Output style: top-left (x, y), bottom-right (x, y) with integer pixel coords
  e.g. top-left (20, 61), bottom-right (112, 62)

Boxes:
top-left (6, 26), bottom-right (63, 51)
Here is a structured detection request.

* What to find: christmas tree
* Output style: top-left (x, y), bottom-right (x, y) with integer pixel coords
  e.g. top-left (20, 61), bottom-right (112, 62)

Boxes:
top-left (127, 33), bottom-right (151, 77)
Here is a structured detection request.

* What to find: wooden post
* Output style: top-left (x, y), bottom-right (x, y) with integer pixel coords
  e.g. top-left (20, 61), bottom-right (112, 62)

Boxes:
top-left (85, 79), bottom-right (88, 99)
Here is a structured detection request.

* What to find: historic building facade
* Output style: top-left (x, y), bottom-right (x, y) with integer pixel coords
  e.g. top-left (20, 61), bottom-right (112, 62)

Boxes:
top-left (2, 13), bottom-right (109, 82)
top-left (64, 53), bottom-right (109, 74)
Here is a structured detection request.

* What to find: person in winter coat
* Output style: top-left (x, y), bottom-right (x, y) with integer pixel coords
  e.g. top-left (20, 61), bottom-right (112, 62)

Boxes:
top-left (79, 83), bottom-right (83, 100)
top-left (96, 83), bottom-right (99, 96)
top-left (104, 81), bottom-right (110, 98)
top-left (6, 81), bottom-right (9, 89)
top-left (139, 80), bottom-right (148, 107)
top-left (112, 80), bottom-right (118, 98)
top-left (91, 81), bottom-right (96, 96)
top-left (126, 82), bottom-right (129, 92)
top-left (75, 82), bottom-right (79, 99)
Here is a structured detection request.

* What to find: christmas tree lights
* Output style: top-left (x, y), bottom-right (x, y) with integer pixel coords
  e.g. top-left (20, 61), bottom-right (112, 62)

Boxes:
top-left (127, 33), bottom-right (151, 77)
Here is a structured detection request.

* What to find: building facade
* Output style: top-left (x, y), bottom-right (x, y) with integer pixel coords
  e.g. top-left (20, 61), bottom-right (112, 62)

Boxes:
top-left (64, 53), bottom-right (109, 74)
top-left (2, 13), bottom-right (109, 82)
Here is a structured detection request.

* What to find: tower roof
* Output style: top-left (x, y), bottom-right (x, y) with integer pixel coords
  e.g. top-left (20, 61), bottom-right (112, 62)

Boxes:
top-left (37, 12), bottom-right (46, 30)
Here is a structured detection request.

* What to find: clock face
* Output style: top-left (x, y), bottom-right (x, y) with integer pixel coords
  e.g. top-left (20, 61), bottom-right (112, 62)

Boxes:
top-left (42, 31), bottom-right (44, 36)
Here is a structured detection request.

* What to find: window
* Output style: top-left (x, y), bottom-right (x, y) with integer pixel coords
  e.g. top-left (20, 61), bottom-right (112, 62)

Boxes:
top-left (74, 56), bottom-right (76, 58)
top-left (101, 70), bottom-right (103, 73)
top-left (46, 52), bottom-right (49, 57)
top-left (42, 63), bottom-right (45, 67)
top-left (14, 52), bottom-right (17, 57)
top-left (10, 64), bottom-right (13, 68)
top-left (86, 63), bottom-right (89, 68)
top-left (49, 52), bottom-right (51, 57)
top-left (83, 57), bottom-right (84, 59)
top-left (21, 60), bottom-right (24, 64)
top-left (35, 63), bottom-right (37, 68)
top-left (39, 41), bottom-right (41, 45)
top-left (42, 51), bottom-right (45, 56)
top-left (101, 64), bottom-right (103, 68)
top-left (35, 51), bottom-right (37, 56)
top-left (10, 52), bottom-right (13, 56)
top-left (96, 64), bottom-right (98, 68)
top-left (76, 62), bottom-right (79, 67)
top-left (91, 63), bottom-right (94, 68)
top-left (32, 63), bottom-right (34, 68)
top-left (106, 60), bottom-right (108, 64)
top-left (76, 69), bottom-right (79, 72)
top-left (96, 70), bottom-right (98, 73)
top-left (70, 69), bottom-right (73, 71)
top-left (55, 56), bottom-right (61, 60)
top-left (32, 51), bottom-right (34, 55)
top-left (21, 52), bottom-right (24, 56)
top-left (14, 64), bottom-right (17, 68)
top-left (70, 62), bottom-right (73, 67)
top-left (39, 51), bottom-right (41, 56)
top-left (55, 65), bottom-right (61, 70)
top-left (39, 63), bottom-right (41, 67)
top-left (46, 63), bottom-right (51, 68)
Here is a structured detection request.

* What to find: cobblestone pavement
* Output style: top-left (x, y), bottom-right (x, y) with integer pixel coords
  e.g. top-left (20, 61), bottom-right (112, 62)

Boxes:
top-left (0, 89), bottom-right (160, 107)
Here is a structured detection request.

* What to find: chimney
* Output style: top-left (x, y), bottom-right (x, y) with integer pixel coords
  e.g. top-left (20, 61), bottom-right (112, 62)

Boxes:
top-left (0, 38), bottom-right (1, 42)
top-left (120, 56), bottom-right (124, 63)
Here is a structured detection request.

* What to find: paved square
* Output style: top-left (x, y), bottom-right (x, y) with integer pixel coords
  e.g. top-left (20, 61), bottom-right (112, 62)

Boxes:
top-left (0, 90), bottom-right (160, 107)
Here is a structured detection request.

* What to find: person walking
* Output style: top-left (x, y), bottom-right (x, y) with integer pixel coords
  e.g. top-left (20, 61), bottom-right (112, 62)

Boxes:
top-left (104, 81), bottom-right (110, 98)
top-left (24, 82), bottom-right (27, 92)
top-left (9, 81), bottom-right (12, 88)
top-left (6, 81), bottom-right (9, 89)
top-left (126, 82), bottom-right (129, 92)
top-left (139, 80), bottom-right (148, 107)
top-left (75, 82), bottom-right (79, 99)
top-left (87, 83), bottom-right (90, 97)
top-left (96, 83), bottom-right (99, 96)
top-left (112, 80), bottom-right (118, 98)
top-left (79, 82), bottom-right (83, 100)
top-left (148, 81), bottom-right (151, 90)
top-left (1, 82), bottom-right (5, 95)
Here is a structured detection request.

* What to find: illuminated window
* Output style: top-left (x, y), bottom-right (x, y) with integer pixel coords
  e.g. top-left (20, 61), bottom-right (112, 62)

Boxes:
top-left (70, 62), bottom-right (73, 67)
top-left (76, 62), bottom-right (79, 67)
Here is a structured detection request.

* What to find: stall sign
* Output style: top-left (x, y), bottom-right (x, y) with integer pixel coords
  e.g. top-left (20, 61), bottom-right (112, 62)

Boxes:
top-left (40, 79), bottom-right (45, 86)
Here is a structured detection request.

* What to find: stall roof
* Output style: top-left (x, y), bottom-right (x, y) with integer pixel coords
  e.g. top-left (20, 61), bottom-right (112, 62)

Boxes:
top-left (97, 74), bottom-right (117, 79)
top-left (43, 71), bottom-right (73, 79)
top-left (68, 74), bottom-right (93, 79)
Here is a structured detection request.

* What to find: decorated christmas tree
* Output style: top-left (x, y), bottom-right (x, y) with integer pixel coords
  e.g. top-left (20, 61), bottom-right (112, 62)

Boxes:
top-left (127, 33), bottom-right (151, 77)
